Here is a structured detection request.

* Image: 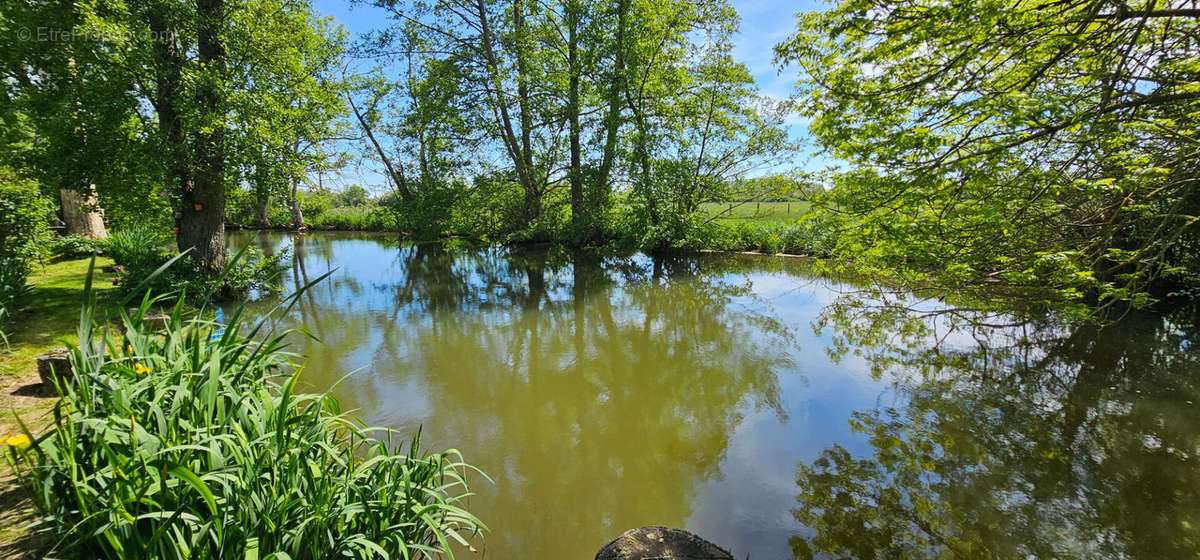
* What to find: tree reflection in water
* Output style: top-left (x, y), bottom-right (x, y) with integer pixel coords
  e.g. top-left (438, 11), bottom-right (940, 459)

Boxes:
top-left (236, 233), bottom-right (796, 558)
top-left (226, 232), bottom-right (1200, 558)
top-left (793, 294), bottom-right (1200, 559)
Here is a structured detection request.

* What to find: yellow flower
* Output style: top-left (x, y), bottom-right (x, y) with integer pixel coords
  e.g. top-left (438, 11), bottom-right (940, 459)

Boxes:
top-left (126, 344), bottom-right (133, 354)
top-left (5, 434), bottom-right (31, 449)
top-left (134, 363), bottom-right (151, 375)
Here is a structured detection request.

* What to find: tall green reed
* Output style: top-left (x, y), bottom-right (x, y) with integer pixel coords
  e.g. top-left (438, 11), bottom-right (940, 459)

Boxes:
top-left (6, 247), bottom-right (486, 559)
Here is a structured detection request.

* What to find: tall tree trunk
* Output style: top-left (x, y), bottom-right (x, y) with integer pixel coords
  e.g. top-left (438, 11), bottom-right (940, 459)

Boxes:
top-left (180, 0), bottom-right (228, 276)
top-left (147, 7), bottom-right (191, 221)
top-left (623, 46), bottom-right (658, 227)
top-left (290, 176), bottom-right (305, 229)
top-left (60, 186), bottom-right (108, 238)
top-left (513, 0), bottom-right (540, 224)
top-left (596, 0), bottom-right (627, 194)
top-left (626, 97), bottom-right (658, 226)
top-left (256, 194), bottom-right (270, 227)
top-left (475, 0), bottom-right (536, 210)
top-left (253, 154), bottom-right (271, 227)
top-left (347, 92), bottom-right (413, 201)
top-left (567, 0), bottom-right (583, 236)
top-left (61, 55), bottom-right (108, 241)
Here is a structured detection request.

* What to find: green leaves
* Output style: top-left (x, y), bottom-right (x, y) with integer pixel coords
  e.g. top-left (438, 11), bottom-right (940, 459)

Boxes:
top-left (7, 261), bottom-right (487, 559)
top-left (167, 466), bottom-right (218, 516)
top-left (777, 0), bottom-right (1200, 309)
top-left (0, 167), bottom-right (51, 310)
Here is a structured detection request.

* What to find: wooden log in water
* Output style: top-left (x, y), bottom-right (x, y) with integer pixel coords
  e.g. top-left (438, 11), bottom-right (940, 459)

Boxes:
top-left (595, 526), bottom-right (734, 560)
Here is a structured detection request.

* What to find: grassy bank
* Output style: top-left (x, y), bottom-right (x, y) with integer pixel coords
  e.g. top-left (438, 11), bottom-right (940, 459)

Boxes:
top-left (0, 257), bottom-right (118, 379)
top-left (700, 201), bottom-right (810, 228)
top-left (0, 257), bottom-right (117, 559)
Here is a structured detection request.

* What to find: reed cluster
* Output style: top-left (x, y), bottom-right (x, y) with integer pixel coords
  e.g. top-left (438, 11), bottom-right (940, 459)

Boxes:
top-left (6, 257), bottom-right (485, 559)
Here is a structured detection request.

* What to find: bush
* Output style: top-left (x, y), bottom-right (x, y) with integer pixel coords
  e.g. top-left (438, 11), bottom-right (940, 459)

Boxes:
top-left (780, 220), bottom-right (837, 256)
top-left (106, 225), bottom-right (175, 298)
top-left (5, 266), bottom-right (486, 559)
top-left (106, 225), bottom-right (170, 271)
top-left (333, 185), bottom-right (371, 208)
top-left (208, 244), bottom-right (289, 299)
top-left (0, 168), bottom-right (51, 310)
top-left (49, 234), bottom-right (108, 259)
top-left (299, 188), bottom-right (333, 222)
top-left (107, 227), bottom-right (286, 301)
top-left (307, 205), bottom-right (391, 231)
top-left (450, 175), bottom-right (526, 242)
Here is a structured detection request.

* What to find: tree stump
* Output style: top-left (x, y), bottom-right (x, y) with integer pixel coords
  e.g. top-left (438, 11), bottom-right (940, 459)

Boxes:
top-left (595, 527), bottom-right (734, 560)
top-left (143, 313), bottom-right (171, 331)
top-left (127, 308), bottom-right (172, 331)
top-left (36, 348), bottom-right (74, 387)
top-left (60, 186), bottom-right (108, 238)
top-left (111, 310), bottom-right (172, 335)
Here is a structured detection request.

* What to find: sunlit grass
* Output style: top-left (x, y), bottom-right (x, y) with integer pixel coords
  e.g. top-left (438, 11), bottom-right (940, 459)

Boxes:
top-left (309, 206), bottom-right (390, 231)
top-left (701, 201), bottom-right (810, 228)
top-left (0, 257), bottom-right (118, 378)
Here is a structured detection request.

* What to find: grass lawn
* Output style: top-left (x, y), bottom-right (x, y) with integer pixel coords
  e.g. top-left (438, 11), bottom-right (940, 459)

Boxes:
top-left (0, 256), bottom-right (116, 560)
top-left (1, 257), bottom-right (118, 379)
top-left (700, 201), bottom-right (810, 228)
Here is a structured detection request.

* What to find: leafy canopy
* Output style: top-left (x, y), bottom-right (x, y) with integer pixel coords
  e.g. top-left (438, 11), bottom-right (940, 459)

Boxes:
top-left (777, 0), bottom-right (1200, 308)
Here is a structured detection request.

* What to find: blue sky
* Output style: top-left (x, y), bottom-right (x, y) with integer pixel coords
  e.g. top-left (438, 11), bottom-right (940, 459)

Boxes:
top-left (311, 0), bottom-right (827, 190)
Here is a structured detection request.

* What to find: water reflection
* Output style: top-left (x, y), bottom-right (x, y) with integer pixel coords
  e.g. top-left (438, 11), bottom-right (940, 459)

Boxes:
top-left (793, 296), bottom-right (1200, 559)
top-left (226, 232), bottom-right (1200, 559)
top-left (231, 233), bottom-right (810, 558)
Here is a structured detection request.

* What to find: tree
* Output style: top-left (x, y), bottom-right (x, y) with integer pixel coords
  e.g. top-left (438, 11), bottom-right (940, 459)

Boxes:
top-left (776, 0), bottom-right (1200, 308)
top-left (230, 4), bottom-right (348, 231)
top-left (360, 0), bottom-right (560, 235)
top-left (335, 185), bottom-right (371, 207)
top-left (357, 0), bottom-right (791, 245)
top-left (345, 11), bottom-right (482, 236)
top-left (618, 0), bottom-right (793, 247)
top-left (185, 0), bottom-right (228, 275)
top-left (0, 0), bottom-right (163, 231)
top-left (3, 0), bottom-right (345, 274)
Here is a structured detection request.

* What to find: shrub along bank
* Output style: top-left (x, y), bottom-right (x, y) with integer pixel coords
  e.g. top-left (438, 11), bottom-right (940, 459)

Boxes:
top-left (0, 168), bottom-right (52, 324)
top-left (229, 183), bottom-right (828, 256)
top-left (4, 260), bottom-right (486, 559)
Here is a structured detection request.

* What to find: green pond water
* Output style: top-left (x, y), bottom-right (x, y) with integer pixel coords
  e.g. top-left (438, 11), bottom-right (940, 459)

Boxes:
top-left (228, 231), bottom-right (1200, 559)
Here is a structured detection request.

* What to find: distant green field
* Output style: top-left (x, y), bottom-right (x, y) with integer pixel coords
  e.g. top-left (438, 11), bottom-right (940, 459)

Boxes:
top-left (701, 201), bottom-right (810, 228)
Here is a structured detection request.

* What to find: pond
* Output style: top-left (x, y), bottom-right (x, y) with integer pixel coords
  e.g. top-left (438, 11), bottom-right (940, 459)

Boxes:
top-left (228, 231), bottom-right (1200, 559)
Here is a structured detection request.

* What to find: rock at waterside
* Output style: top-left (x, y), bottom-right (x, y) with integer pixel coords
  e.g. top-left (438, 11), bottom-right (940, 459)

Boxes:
top-left (595, 526), bottom-right (734, 560)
